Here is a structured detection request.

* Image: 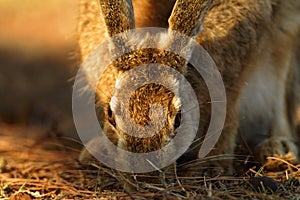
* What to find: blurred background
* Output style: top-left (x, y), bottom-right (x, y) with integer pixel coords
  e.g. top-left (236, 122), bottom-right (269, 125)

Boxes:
top-left (0, 0), bottom-right (78, 137)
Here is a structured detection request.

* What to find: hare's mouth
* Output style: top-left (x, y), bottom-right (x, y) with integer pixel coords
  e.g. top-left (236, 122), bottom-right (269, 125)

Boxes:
top-left (118, 130), bottom-right (176, 153)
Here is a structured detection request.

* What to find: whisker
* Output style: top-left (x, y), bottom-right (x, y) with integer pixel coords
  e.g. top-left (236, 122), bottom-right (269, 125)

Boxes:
top-left (177, 154), bottom-right (236, 168)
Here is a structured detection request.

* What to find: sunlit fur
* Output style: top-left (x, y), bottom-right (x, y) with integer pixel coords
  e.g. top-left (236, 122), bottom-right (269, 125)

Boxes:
top-left (78, 0), bottom-right (300, 174)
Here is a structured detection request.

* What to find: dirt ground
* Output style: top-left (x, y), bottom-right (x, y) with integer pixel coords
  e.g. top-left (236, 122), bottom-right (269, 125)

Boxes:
top-left (0, 1), bottom-right (299, 199)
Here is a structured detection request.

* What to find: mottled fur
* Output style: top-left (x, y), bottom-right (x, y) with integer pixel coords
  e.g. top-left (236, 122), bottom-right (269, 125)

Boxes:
top-left (78, 0), bottom-right (300, 177)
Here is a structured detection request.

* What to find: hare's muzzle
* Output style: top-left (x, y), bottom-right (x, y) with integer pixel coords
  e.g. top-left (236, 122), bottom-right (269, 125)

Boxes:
top-left (106, 82), bottom-right (181, 153)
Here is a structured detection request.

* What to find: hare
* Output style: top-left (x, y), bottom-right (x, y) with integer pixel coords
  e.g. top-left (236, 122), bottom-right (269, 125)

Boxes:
top-left (77, 0), bottom-right (300, 176)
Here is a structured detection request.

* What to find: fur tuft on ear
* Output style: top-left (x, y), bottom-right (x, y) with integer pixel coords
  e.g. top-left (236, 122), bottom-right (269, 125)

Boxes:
top-left (168, 0), bottom-right (212, 37)
top-left (98, 0), bottom-right (135, 37)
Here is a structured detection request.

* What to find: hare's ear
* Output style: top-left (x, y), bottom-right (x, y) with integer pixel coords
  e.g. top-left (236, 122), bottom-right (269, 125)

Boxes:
top-left (98, 0), bottom-right (135, 37)
top-left (168, 0), bottom-right (212, 37)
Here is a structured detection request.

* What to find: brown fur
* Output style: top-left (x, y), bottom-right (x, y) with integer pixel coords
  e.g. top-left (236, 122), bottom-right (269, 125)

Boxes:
top-left (78, 0), bottom-right (300, 179)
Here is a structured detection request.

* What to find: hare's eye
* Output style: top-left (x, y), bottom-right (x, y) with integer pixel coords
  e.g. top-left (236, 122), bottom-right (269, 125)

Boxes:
top-left (107, 107), bottom-right (116, 127)
top-left (174, 110), bottom-right (182, 129)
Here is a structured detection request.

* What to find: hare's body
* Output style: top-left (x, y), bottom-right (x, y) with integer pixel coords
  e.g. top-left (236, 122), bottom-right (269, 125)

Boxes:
top-left (78, 0), bottom-right (300, 174)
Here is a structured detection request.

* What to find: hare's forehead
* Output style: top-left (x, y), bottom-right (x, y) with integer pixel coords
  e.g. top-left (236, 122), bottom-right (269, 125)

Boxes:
top-left (110, 93), bottom-right (182, 115)
top-left (110, 81), bottom-right (182, 113)
top-left (109, 63), bottom-right (183, 113)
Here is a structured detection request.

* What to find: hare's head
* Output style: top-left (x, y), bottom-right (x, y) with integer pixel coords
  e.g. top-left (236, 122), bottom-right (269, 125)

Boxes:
top-left (90, 0), bottom-right (211, 153)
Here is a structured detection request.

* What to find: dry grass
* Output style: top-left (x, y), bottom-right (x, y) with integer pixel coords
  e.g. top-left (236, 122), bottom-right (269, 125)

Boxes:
top-left (0, 124), bottom-right (299, 199)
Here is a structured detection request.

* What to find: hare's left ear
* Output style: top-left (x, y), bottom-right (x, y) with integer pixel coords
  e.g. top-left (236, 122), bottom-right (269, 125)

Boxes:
top-left (98, 0), bottom-right (135, 37)
top-left (164, 0), bottom-right (212, 72)
top-left (168, 0), bottom-right (212, 37)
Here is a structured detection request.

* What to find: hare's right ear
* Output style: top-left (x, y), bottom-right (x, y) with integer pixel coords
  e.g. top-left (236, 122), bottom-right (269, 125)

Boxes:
top-left (98, 0), bottom-right (135, 37)
top-left (169, 0), bottom-right (212, 37)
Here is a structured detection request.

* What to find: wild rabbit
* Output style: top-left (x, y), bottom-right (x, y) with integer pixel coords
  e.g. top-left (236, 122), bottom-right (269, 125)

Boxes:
top-left (76, 0), bottom-right (300, 176)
